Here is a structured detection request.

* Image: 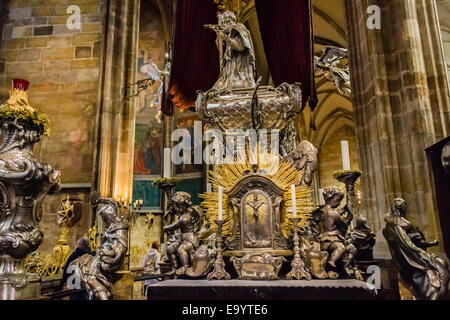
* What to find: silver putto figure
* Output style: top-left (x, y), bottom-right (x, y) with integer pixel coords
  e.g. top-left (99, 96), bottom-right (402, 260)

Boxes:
top-left (163, 192), bottom-right (203, 276)
top-left (70, 194), bottom-right (129, 300)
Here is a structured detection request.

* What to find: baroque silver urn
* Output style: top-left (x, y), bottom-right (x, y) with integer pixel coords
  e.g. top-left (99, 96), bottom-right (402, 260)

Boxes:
top-left (0, 79), bottom-right (60, 299)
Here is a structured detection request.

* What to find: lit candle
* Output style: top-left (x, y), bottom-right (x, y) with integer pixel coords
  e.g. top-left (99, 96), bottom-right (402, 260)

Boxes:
top-left (291, 184), bottom-right (297, 217)
top-left (341, 140), bottom-right (351, 170)
top-left (218, 186), bottom-right (223, 221)
top-left (319, 188), bottom-right (325, 206)
top-left (163, 148), bottom-right (171, 178)
top-left (207, 183), bottom-right (212, 193)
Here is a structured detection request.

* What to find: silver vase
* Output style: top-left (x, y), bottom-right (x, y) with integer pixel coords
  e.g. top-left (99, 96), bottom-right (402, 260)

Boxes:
top-left (0, 120), bottom-right (60, 299)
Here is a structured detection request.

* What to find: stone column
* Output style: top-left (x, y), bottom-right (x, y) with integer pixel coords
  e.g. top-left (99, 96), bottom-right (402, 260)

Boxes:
top-left (94, 0), bottom-right (140, 200)
top-left (345, 0), bottom-right (450, 244)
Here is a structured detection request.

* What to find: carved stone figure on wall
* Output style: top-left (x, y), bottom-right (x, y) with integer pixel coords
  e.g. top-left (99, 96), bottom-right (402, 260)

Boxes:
top-left (349, 217), bottom-right (376, 262)
top-left (383, 198), bottom-right (450, 300)
top-left (70, 195), bottom-right (129, 300)
top-left (314, 46), bottom-right (351, 96)
top-left (206, 10), bottom-right (256, 91)
top-left (316, 186), bottom-right (361, 279)
top-left (163, 192), bottom-right (203, 275)
top-left (285, 140), bottom-right (318, 187)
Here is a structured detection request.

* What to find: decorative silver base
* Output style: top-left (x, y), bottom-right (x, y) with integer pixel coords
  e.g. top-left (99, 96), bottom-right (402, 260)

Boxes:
top-left (230, 253), bottom-right (286, 280)
top-left (286, 218), bottom-right (311, 280)
top-left (207, 220), bottom-right (231, 280)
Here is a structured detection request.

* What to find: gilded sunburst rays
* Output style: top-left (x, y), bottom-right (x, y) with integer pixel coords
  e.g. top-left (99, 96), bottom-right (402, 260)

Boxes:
top-left (199, 145), bottom-right (313, 239)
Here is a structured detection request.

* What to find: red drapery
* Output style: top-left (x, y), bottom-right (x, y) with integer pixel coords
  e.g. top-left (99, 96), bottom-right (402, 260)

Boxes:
top-left (163, 0), bottom-right (219, 115)
top-left (255, 0), bottom-right (317, 110)
top-left (164, 0), bottom-right (317, 115)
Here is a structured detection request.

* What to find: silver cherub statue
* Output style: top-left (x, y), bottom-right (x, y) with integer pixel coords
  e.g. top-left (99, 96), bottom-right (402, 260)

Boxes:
top-left (163, 192), bottom-right (203, 276)
top-left (313, 186), bottom-right (362, 279)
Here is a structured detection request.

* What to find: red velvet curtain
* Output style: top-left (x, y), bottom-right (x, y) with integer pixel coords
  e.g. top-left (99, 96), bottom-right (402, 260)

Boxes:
top-left (255, 0), bottom-right (317, 110)
top-left (163, 0), bottom-right (219, 115)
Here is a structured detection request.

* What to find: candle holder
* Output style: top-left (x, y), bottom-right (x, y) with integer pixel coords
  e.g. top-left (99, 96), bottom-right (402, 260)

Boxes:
top-left (153, 177), bottom-right (179, 200)
top-left (153, 178), bottom-right (179, 243)
top-left (207, 220), bottom-right (231, 280)
top-left (117, 198), bottom-right (142, 227)
top-left (286, 217), bottom-right (311, 280)
top-left (333, 170), bottom-right (361, 211)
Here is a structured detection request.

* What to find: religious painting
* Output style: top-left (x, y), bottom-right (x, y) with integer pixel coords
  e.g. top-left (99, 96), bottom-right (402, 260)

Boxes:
top-left (134, 123), bottom-right (162, 175)
top-left (175, 178), bottom-right (203, 206)
top-left (132, 179), bottom-right (161, 209)
top-left (174, 114), bottom-right (204, 175)
top-left (133, 47), bottom-right (165, 176)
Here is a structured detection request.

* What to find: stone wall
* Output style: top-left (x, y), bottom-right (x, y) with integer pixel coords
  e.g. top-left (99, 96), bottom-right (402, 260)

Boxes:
top-left (0, 0), bottom-right (105, 184)
top-left (345, 0), bottom-right (450, 249)
top-left (436, 0), bottom-right (450, 88)
top-left (0, 0), bottom-right (106, 253)
top-left (318, 124), bottom-right (360, 189)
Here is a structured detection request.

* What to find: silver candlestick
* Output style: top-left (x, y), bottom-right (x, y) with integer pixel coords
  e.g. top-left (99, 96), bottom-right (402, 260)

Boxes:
top-left (207, 220), bottom-right (230, 280)
top-left (286, 217), bottom-right (311, 280)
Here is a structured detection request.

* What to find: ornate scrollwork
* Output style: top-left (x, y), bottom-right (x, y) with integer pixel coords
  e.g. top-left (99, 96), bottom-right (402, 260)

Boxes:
top-left (196, 82), bottom-right (302, 133)
top-left (0, 117), bottom-right (60, 297)
top-left (230, 253), bottom-right (286, 280)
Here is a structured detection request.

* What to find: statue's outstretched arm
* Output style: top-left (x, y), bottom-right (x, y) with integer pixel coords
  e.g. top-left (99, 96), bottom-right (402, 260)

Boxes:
top-left (163, 219), bottom-right (182, 233)
top-left (340, 205), bottom-right (353, 225)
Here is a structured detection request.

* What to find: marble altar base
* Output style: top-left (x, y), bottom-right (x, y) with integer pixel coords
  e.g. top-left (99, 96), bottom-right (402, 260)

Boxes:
top-left (146, 279), bottom-right (378, 300)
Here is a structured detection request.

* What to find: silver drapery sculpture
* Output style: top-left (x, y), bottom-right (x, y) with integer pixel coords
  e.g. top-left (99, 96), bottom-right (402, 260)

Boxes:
top-left (69, 194), bottom-right (129, 300)
top-left (315, 46), bottom-right (351, 97)
top-left (0, 79), bottom-right (60, 299)
top-left (383, 198), bottom-right (450, 300)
